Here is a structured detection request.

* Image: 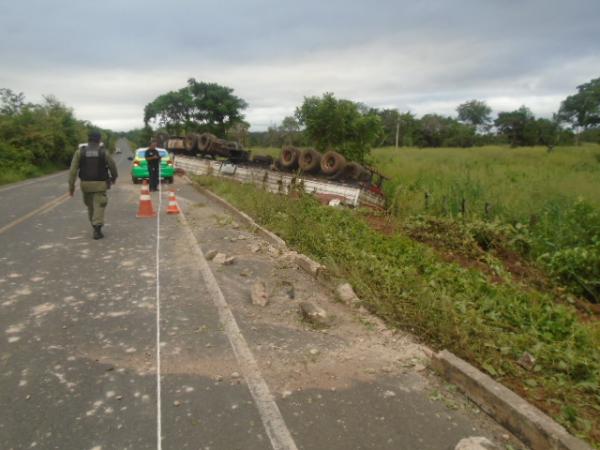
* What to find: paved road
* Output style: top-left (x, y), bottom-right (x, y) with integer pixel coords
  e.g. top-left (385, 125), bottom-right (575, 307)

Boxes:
top-left (0, 139), bottom-right (525, 450)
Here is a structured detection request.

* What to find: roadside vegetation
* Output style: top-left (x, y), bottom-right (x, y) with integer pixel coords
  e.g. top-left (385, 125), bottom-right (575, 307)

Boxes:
top-left (0, 88), bottom-right (116, 186)
top-left (193, 174), bottom-right (600, 447)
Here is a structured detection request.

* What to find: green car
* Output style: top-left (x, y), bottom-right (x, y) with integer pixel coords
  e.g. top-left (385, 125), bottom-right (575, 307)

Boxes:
top-left (131, 148), bottom-right (175, 184)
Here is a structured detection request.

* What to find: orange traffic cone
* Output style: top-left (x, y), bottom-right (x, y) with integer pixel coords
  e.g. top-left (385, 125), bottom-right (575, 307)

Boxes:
top-left (166, 190), bottom-right (181, 215)
top-left (136, 181), bottom-right (156, 218)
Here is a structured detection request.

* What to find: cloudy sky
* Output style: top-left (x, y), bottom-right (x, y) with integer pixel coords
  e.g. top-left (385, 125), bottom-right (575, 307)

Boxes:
top-left (1, 0), bottom-right (599, 131)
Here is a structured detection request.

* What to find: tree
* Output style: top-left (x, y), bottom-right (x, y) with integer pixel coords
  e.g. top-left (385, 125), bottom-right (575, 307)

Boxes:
top-left (456, 99), bottom-right (492, 132)
top-left (494, 106), bottom-right (537, 147)
top-left (295, 93), bottom-right (383, 162)
top-left (279, 116), bottom-right (301, 144)
top-left (144, 79), bottom-right (248, 138)
top-left (557, 77), bottom-right (600, 142)
top-left (375, 108), bottom-right (400, 146)
top-left (0, 88), bottom-right (27, 116)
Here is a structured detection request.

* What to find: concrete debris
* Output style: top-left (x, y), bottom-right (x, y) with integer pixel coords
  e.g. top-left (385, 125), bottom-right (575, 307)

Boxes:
top-left (336, 283), bottom-right (360, 305)
top-left (251, 281), bottom-right (269, 306)
top-left (517, 352), bottom-right (536, 371)
top-left (267, 245), bottom-right (281, 257)
top-left (299, 301), bottom-right (328, 326)
top-left (205, 249), bottom-right (218, 260)
top-left (294, 254), bottom-right (323, 277)
top-left (454, 437), bottom-right (498, 450)
top-left (213, 253), bottom-right (236, 265)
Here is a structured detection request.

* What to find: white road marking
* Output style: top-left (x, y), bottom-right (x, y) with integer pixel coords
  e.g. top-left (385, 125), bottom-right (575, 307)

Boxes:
top-left (178, 207), bottom-right (299, 450)
top-left (156, 170), bottom-right (163, 450)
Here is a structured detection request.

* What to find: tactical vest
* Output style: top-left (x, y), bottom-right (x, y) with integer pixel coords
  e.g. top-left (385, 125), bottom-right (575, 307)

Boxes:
top-left (79, 145), bottom-right (109, 181)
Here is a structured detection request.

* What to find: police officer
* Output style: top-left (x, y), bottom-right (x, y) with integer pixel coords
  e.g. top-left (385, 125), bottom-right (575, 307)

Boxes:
top-left (145, 139), bottom-right (161, 191)
top-left (68, 130), bottom-right (118, 239)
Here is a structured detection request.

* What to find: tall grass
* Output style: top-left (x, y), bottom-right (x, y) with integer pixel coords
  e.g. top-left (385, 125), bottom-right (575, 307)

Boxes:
top-left (371, 145), bottom-right (600, 220)
top-left (252, 144), bottom-right (600, 301)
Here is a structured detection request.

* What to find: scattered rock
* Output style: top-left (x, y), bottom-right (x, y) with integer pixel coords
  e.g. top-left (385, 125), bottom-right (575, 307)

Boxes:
top-left (282, 390), bottom-right (293, 399)
top-left (336, 283), bottom-right (360, 305)
top-left (240, 269), bottom-right (252, 277)
top-left (294, 254), bottom-right (323, 277)
top-left (251, 281), bottom-right (269, 307)
top-left (309, 348), bottom-right (319, 356)
top-left (249, 243), bottom-right (261, 253)
top-left (517, 352), bottom-right (536, 371)
top-left (299, 302), bottom-right (328, 327)
top-left (267, 245), bottom-right (281, 257)
top-left (383, 390), bottom-right (396, 399)
top-left (454, 437), bottom-right (498, 450)
top-left (213, 253), bottom-right (235, 265)
top-left (205, 250), bottom-right (218, 261)
top-left (231, 372), bottom-right (241, 379)
top-left (173, 400), bottom-right (181, 407)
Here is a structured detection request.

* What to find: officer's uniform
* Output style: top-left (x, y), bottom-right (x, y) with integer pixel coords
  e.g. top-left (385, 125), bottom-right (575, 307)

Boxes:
top-left (68, 142), bottom-right (118, 238)
top-left (145, 147), bottom-right (161, 191)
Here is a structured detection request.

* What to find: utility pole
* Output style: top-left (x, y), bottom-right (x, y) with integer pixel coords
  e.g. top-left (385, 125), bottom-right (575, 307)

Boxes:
top-left (395, 119), bottom-right (400, 148)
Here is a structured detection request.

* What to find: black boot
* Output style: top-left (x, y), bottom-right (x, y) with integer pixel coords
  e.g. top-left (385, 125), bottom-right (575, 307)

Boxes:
top-left (93, 225), bottom-right (104, 240)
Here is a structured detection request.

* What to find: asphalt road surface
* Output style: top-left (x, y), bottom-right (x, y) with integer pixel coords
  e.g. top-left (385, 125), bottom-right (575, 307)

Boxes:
top-left (0, 139), bottom-right (525, 450)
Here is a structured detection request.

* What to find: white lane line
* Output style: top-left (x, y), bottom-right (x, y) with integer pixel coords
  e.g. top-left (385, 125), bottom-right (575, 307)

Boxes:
top-left (178, 208), bottom-right (299, 450)
top-left (156, 173), bottom-right (163, 450)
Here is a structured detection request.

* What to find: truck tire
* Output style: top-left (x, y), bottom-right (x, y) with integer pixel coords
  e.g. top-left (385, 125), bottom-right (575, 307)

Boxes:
top-left (298, 148), bottom-right (321, 173)
top-left (280, 146), bottom-right (300, 170)
top-left (343, 162), bottom-right (367, 180)
top-left (320, 151), bottom-right (346, 176)
top-left (198, 133), bottom-right (216, 152)
top-left (184, 133), bottom-right (199, 153)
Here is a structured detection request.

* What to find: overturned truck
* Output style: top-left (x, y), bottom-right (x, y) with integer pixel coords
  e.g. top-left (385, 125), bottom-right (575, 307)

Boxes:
top-left (163, 133), bottom-right (386, 208)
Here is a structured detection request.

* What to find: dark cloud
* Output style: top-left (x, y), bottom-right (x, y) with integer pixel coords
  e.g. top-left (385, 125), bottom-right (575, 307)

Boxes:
top-left (1, 0), bottom-right (599, 130)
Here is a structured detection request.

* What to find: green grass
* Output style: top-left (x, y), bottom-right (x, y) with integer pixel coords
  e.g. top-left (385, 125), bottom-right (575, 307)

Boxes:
top-left (370, 144), bottom-right (600, 220)
top-left (193, 174), bottom-right (600, 448)
top-left (251, 144), bottom-right (600, 303)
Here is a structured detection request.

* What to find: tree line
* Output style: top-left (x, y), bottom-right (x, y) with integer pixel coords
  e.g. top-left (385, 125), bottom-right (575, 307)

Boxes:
top-left (0, 88), bottom-right (115, 183)
top-left (252, 77), bottom-right (600, 157)
top-left (138, 75), bottom-right (600, 163)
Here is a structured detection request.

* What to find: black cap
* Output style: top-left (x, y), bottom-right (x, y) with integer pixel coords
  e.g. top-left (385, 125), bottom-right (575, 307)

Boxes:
top-left (88, 130), bottom-right (102, 143)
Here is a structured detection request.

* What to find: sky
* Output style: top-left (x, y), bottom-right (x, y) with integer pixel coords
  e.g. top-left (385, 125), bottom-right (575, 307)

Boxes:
top-left (1, 0), bottom-right (599, 132)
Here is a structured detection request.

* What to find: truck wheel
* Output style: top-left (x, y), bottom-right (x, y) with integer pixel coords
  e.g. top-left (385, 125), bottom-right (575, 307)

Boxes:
top-left (299, 148), bottom-right (321, 173)
top-left (343, 162), bottom-right (367, 180)
top-left (279, 146), bottom-right (300, 170)
top-left (320, 151), bottom-right (346, 176)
